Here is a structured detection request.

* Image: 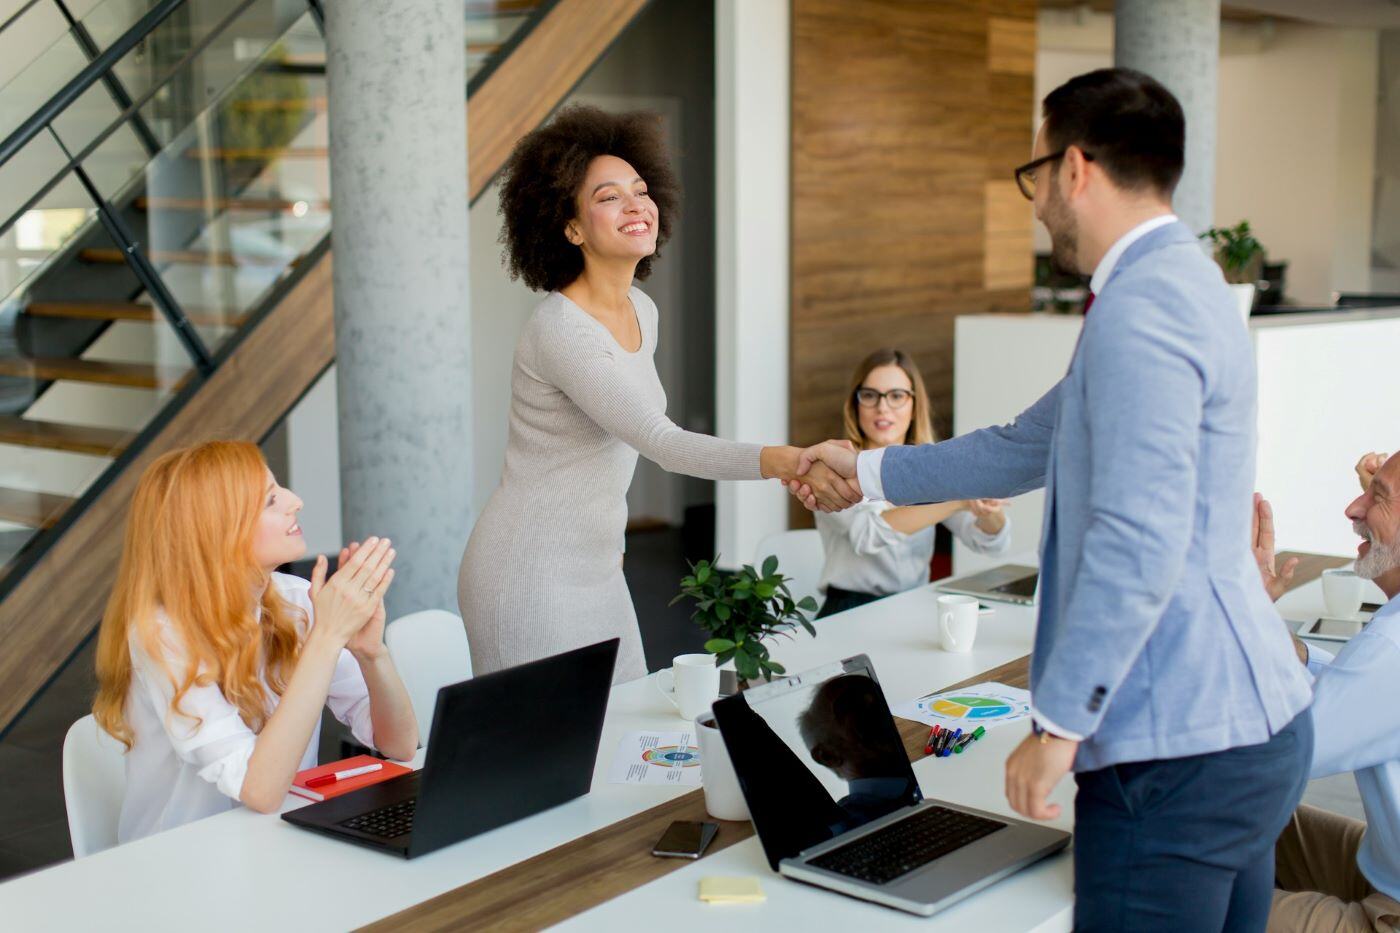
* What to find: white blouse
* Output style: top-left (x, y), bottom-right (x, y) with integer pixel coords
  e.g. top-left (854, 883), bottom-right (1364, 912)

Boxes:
top-left (815, 502), bottom-right (1011, 600)
top-left (116, 572), bottom-right (376, 844)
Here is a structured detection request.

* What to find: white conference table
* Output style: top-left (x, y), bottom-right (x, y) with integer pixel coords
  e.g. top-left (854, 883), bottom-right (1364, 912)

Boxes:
top-left (0, 561), bottom-right (1347, 932)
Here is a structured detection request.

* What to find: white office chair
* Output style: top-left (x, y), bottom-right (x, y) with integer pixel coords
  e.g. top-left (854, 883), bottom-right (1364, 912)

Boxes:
top-left (62, 714), bottom-right (127, 858)
top-left (384, 609), bottom-right (473, 747)
top-left (753, 529), bottom-right (826, 613)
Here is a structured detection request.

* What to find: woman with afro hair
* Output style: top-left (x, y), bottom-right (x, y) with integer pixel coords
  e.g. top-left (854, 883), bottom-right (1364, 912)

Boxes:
top-left (457, 105), bottom-right (845, 683)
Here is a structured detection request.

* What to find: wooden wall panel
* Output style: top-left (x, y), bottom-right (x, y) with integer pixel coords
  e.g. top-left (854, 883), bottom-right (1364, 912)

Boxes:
top-left (791, 0), bottom-right (1037, 474)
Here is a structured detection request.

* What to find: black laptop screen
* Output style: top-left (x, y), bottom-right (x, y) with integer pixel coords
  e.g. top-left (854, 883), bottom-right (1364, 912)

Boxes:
top-left (713, 660), bottom-right (922, 869)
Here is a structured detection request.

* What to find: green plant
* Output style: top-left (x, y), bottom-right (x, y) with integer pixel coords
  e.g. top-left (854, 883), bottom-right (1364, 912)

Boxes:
top-left (670, 555), bottom-right (818, 684)
top-left (1201, 221), bottom-right (1264, 283)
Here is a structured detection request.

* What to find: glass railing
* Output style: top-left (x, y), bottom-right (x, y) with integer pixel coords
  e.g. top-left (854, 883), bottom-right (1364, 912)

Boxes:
top-left (0, 0), bottom-right (549, 584)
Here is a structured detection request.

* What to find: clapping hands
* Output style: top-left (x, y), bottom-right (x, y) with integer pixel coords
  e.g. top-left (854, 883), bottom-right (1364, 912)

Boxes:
top-left (785, 440), bottom-right (864, 512)
top-left (308, 536), bottom-right (396, 656)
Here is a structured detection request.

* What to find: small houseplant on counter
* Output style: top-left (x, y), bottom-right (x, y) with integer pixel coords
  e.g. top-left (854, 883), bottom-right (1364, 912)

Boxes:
top-left (1201, 220), bottom-right (1265, 315)
top-left (671, 555), bottom-right (818, 686)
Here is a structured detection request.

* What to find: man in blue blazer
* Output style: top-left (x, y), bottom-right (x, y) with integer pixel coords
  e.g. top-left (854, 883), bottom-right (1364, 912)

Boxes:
top-left (792, 69), bottom-right (1313, 930)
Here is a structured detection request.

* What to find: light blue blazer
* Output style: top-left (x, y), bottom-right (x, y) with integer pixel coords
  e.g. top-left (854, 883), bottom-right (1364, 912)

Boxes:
top-left (882, 221), bottom-right (1311, 771)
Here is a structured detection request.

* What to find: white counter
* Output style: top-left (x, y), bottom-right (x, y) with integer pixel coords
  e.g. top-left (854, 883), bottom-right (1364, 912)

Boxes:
top-left (951, 309), bottom-right (1400, 574)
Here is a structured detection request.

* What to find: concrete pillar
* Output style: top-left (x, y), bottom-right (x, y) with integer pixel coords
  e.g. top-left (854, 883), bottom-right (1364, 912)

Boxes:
top-left (1115, 0), bottom-right (1220, 233)
top-left (325, 0), bottom-right (472, 617)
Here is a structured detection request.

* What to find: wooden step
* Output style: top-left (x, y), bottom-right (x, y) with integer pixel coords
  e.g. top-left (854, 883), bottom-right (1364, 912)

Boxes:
top-left (134, 196), bottom-right (329, 214)
top-left (25, 301), bottom-right (248, 328)
top-left (465, 0), bottom-right (539, 14)
top-left (79, 247), bottom-right (241, 267)
top-left (0, 417), bottom-right (129, 456)
top-left (184, 147), bottom-right (329, 161)
top-left (0, 488), bottom-right (76, 529)
top-left (0, 356), bottom-right (185, 389)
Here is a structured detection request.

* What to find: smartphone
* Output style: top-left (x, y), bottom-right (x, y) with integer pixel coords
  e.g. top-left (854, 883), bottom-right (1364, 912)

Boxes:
top-left (651, 820), bottom-right (718, 859)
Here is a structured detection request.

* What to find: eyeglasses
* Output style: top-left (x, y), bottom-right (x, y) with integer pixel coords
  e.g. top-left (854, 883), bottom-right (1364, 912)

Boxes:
top-left (854, 387), bottom-right (913, 409)
top-left (1013, 148), bottom-right (1094, 201)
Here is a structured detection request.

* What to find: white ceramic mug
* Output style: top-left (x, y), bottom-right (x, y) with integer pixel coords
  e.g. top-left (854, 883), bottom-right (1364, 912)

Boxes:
top-left (695, 713), bottom-right (750, 821)
top-left (938, 594), bottom-right (980, 653)
top-left (656, 653), bottom-right (721, 720)
top-left (1322, 568), bottom-right (1364, 619)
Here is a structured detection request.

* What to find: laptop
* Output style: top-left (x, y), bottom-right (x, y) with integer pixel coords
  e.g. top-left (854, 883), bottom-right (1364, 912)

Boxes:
top-left (938, 563), bottom-right (1039, 606)
top-left (712, 654), bottom-right (1068, 916)
top-left (282, 638), bottom-right (618, 858)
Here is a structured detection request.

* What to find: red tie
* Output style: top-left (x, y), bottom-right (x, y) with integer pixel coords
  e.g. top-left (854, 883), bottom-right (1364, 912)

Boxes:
top-left (1083, 290), bottom-right (1095, 315)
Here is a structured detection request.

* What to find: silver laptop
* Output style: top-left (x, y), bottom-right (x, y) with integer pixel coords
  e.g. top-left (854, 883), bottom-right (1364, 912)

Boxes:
top-left (711, 654), bottom-right (1068, 917)
top-left (938, 563), bottom-right (1039, 606)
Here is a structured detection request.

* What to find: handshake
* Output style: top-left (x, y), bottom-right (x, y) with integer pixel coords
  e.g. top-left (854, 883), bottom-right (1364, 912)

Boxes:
top-left (777, 440), bottom-right (867, 513)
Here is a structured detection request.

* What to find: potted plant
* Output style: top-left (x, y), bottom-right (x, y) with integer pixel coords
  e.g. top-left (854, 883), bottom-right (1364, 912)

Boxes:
top-left (1201, 221), bottom-right (1265, 317)
top-left (670, 555), bottom-right (818, 686)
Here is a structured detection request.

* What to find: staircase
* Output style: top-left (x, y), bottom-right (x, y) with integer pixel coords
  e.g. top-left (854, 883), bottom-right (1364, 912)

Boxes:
top-left (0, 0), bottom-right (650, 735)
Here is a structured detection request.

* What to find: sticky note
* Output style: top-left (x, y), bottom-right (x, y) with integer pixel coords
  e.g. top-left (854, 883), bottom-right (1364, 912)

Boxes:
top-left (698, 876), bottom-right (766, 904)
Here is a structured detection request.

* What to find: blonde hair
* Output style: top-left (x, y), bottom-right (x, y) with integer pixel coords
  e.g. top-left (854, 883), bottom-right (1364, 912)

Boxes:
top-left (841, 348), bottom-right (936, 450)
top-left (93, 441), bottom-right (305, 749)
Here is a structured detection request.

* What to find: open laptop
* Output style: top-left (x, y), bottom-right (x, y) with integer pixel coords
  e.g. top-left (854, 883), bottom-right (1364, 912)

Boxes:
top-left (282, 637), bottom-right (618, 858)
top-left (712, 654), bottom-right (1068, 916)
top-left (938, 563), bottom-right (1039, 606)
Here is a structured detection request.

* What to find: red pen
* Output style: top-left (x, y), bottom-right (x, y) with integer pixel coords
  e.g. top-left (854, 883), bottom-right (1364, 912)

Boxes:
top-left (305, 762), bottom-right (382, 788)
top-left (924, 725), bottom-right (941, 755)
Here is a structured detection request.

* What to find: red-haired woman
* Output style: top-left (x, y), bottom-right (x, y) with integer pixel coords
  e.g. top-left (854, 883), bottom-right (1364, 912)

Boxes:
top-left (93, 441), bottom-right (418, 843)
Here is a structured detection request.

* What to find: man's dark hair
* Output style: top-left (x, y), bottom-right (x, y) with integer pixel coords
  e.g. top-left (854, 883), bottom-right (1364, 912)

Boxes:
top-left (1041, 67), bottom-right (1184, 197)
top-left (497, 104), bottom-right (679, 293)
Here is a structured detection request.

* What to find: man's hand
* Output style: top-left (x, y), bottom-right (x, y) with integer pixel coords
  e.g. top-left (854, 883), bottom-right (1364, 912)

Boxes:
top-left (786, 440), bottom-right (863, 512)
top-left (1004, 732), bottom-right (1078, 821)
top-left (1357, 452), bottom-right (1388, 492)
top-left (1252, 492), bottom-right (1298, 602)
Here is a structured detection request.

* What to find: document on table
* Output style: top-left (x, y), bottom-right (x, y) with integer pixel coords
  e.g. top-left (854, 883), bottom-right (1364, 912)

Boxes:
top-left (893, 682), bottom-right (1031, 731)
top-left (609, 730), bottom-right (703, 786)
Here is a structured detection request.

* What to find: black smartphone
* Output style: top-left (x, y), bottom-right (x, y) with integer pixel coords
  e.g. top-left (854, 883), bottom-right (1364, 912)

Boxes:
top-left (651, 820), bottom-right (719, 859)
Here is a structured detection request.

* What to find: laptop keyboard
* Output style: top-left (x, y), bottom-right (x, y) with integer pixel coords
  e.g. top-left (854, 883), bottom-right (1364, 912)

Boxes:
top-left (340, 798), bottom-right (416, 839)
top-left (808, 806), bottom-right (1006, 885)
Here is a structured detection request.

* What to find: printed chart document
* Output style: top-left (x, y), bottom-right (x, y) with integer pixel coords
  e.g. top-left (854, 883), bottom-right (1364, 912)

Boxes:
top-left (609, 730), bottom-right (702, 786)
top-left (893, 682), bottom-right (1031, 731)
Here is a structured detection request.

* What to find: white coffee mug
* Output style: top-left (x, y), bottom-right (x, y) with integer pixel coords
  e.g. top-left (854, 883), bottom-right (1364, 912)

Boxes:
top-left (1322, 568), bottom-right (1364, 619)
top-left (656, 653), bottom-right (721, 720)
top-left (938, 594), bottom-right (980, 653)
top-left (695, 713), bottom-right (750, 821)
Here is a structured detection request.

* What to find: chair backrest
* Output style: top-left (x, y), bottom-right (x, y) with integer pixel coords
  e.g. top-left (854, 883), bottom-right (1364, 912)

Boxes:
top-left (753, 529), bottom-right (826, 612)
top-left (384, 609), bottom-right (473, 746)
top-left (62, 714), bottom-right (127, 858)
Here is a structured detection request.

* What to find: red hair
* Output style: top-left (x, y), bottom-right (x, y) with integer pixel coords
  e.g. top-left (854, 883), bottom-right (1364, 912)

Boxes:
top-left (93, 441), bottom-right (304, 748)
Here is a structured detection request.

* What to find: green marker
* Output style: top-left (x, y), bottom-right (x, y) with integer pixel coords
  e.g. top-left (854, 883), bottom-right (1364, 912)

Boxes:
top-left (953, 725), bottom-right (986, 753)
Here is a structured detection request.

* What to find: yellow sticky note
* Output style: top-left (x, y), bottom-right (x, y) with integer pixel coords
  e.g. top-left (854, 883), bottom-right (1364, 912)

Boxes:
top-left (698, 876), bottom-right (766, 904)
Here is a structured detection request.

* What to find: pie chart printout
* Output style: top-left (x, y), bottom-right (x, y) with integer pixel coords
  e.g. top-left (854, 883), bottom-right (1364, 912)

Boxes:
top-left (895, 682), bottom-right (1032, 731)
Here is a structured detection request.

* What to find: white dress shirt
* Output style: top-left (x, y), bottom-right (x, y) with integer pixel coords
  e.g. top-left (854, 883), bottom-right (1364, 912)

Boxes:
top-left (116, 572), bottom-right (377, 844)
top-left (855, 213), bottom-right (1180, 741)
top-left (816, 503), bottom-right (1010, 599)
top-left (855, 213), bottom-right (1180, 504)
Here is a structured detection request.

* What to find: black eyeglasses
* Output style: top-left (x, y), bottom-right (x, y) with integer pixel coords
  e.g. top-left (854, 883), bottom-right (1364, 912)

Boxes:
top-left (1013, 148), bottom-right (1094, 200)
top-left (854, 387), bottom-right (913, 409)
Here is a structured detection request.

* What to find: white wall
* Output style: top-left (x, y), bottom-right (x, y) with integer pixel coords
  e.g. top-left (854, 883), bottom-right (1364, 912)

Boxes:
top-left (713, 0), bottom-right (790, 569)
top-left (1036, 9), bottom-right (1380, 304)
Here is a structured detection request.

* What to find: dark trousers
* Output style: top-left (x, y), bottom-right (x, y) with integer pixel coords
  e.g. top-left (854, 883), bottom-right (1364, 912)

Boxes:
top-left (1073, 710), bottom-right (1313, 932)
top-left (815, 585), bottom-right (883, 619)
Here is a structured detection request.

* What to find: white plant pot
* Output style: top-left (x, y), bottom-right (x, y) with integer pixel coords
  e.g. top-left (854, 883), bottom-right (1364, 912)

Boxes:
top-left (1231, 283), bottom-right (1256, 322)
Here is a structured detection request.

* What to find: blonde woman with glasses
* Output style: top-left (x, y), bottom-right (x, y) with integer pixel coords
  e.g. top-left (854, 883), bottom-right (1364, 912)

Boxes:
top-left (814, 349), bottom-right (1011, 618)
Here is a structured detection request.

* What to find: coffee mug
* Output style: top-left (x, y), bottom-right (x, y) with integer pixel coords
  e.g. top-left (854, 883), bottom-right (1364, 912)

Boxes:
top-left (1322, 568), bottom-right (1364, 619)
top-left (938, 594), bottom-right (979, 653)
top-left (695, 713), bottom-right (750, 821)
top-left (656, 653), bottom-right (721, 720)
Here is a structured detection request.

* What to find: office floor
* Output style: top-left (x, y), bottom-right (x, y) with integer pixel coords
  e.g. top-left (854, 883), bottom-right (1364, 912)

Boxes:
top-left (0, 526), bottom-right (1367, 883)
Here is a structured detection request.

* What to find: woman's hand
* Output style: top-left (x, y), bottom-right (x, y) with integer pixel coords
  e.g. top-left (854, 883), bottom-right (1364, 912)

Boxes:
top-left (307, 537), bottom-right (395, 651)
top-left (1357, 452), bottom-right (1388, 492)
top-left (337, 541), bottom-right (395, 660)
top-left (967, 498), bottom-right (1008, 534)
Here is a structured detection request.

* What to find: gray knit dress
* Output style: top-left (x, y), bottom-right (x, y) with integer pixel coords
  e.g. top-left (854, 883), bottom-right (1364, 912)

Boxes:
top-left (458, 288), bottom-right (764, 684)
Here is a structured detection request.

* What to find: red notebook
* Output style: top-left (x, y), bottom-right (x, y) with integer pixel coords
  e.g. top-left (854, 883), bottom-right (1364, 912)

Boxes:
top-left (290, 754), bottom-right (412, 802)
